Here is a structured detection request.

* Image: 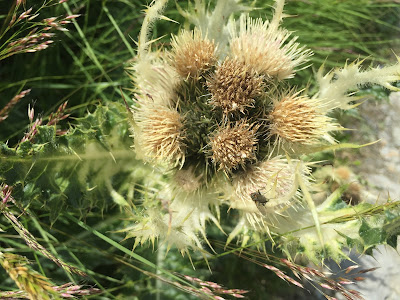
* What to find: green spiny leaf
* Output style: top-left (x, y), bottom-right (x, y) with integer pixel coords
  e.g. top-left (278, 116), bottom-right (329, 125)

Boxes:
top-left (0, 102), bottom-right (142, 223)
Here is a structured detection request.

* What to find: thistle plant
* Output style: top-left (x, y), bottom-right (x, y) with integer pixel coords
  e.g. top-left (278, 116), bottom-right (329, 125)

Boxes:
top-left (128, 0), bottom-right (400, 283)
top-left (1, 0), bottom-right (400, 298)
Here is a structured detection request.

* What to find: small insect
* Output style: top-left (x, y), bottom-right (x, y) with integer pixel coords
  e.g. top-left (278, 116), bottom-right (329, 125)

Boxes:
top-left (250, 190), bottom-right (269, 205)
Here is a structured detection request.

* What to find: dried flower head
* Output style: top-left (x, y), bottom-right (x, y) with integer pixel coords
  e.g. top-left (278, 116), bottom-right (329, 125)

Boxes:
top-left (207, 58), bottom-right (265, 114)
top-left (268, 91), bottom-right (337, 145)
top-left (230, 15), bottom-right (311, 80)
top-left (210, 121), bottom-right (259, 172)
top-left (171, 29), bottom-right (217, 79)
top-left (134, 101), bottom-right (185, 166)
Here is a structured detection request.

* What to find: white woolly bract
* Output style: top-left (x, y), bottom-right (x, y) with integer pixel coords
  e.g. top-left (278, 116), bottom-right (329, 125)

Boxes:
top-left (127, 183), bottom-right (222, 253)
top-left (131, 53), bottom-right (180, 107)
top-left (227, 156), bottom-right (310, 212)
top-left (224, 157), bottom-right (312, 246)
top-left (137, 0), bottom-right (169, 58)
top-left (178, 0), bottom-right (250, 51)
top-left (316, 59), bottom-right (400, 111)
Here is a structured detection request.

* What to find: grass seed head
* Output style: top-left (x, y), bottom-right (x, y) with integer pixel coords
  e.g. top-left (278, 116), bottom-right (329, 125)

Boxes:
top-left (0, 253), bottom-right (54, 300)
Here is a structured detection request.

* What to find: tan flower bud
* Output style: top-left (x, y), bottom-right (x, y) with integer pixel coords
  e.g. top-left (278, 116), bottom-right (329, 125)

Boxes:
top-left (135, 102), bottom-right (185, 166)
top-left (171, 29), bottom-right (217, 79)
top-left (230, 16), bottom-right (311, 80)
top-left (210, 121), bottom-right (259, 172)
top-left (268, 91), bottom-right (337, 145)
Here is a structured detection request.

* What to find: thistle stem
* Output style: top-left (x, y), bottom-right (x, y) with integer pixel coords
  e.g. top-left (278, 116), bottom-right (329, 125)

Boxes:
top-left (270, 0), bottom-right (286, 32)
top-left (298, 171), bottom-right (324, 248)
top-left (156, 243), bottom-right (166, 300)
top-left (138, 0), bottom-right (169, 58)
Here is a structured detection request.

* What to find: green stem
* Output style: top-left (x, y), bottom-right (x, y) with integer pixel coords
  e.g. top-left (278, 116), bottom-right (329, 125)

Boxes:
top-left (138, 0), bottom-right (169, 58)
top-left (156, 243), bottom-right (166, 300)
top-left (64, 213), bottom-right (197, 289)
top-left (298, 172), bottom-right (324, 248)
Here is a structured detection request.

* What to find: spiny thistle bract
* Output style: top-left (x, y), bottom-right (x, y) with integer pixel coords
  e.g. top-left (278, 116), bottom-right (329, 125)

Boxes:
top-left (128, 0), bottom-right (400, 275)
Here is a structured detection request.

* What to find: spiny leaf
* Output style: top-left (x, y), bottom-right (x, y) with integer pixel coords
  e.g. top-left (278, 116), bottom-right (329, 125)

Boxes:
top-left (0, 102), bottom-right (142, 223)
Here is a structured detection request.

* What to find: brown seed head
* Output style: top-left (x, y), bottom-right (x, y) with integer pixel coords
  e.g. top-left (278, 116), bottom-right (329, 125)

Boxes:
top-left (136, 103), bottom-right (185, 165)
top-left (268, 92), bottom-right (334, 145)
top-left (210, 121), bottom-right (259, 172)
top-left (171, 29), bottom-right (217, 79)
top-left (207, 58), bottom-right (264, 114)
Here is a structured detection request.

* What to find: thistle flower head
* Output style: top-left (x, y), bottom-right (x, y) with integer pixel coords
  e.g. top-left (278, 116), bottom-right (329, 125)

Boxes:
top-left (210, 121), bottom-right (259, 172)
top-left (230, 15), bottom-right (312, 80)
top-left (207, 58), bottom-right (265, 114)
top-left (134, 101), bottom-right (185, 166)
top-left (132, 54), bottom-right (180, 106)
top-left (171, 28), bottom-right (217, 79)
top-left (268, 91), bottom-right (338, 145)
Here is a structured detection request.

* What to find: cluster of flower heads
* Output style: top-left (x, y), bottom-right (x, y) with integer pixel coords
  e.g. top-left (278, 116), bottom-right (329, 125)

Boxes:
top-left (129, 0), bottom-right (400, 262)
top-left (133, 3), bottom-right (320, 179)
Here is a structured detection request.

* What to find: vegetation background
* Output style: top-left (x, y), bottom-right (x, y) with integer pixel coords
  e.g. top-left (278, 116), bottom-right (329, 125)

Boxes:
top-left (1, 0), bottom-right (400, 299)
